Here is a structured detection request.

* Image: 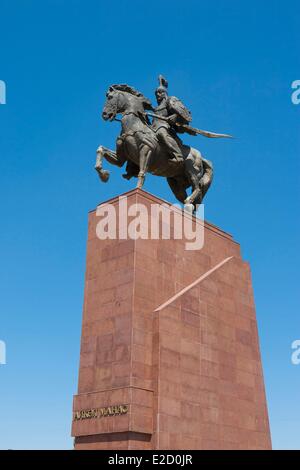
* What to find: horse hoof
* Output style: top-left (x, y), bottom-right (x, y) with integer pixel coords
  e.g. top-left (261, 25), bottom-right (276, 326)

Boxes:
top-left (184, 203), bottom-right (194, 214)
top-left (95, 168), bottom-right (109, 182)
top-left (101, 170), bottom-right (110, 182)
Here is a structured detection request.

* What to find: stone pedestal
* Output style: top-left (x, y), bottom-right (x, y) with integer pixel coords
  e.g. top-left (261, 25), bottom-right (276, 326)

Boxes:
top-left (72, 188), bottom-right (271, 450)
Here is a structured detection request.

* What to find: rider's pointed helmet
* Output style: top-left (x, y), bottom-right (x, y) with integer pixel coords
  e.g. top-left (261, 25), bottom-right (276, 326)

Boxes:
top-left (155, 74), bottom-right (168, 97)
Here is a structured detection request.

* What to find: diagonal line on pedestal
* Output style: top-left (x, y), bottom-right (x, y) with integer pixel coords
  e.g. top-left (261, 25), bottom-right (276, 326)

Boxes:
top-left (154, 256), bottom-right (234, 312)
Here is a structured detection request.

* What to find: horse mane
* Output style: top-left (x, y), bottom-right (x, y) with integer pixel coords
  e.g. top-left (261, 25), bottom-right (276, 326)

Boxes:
top-left (109, 84), bottom-right (153, 110)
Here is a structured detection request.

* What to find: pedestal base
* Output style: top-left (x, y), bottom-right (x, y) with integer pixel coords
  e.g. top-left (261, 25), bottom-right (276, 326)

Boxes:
top-left (72, 189), bottom-right (271, 450)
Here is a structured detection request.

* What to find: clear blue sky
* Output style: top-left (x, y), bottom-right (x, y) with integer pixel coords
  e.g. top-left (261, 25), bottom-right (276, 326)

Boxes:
top-left (0, 0), bottom-right (299, 449)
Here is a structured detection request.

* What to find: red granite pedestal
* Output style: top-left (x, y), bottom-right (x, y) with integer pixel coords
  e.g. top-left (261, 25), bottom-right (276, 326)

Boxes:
top-left (72, 188), bottom-right (271, 450)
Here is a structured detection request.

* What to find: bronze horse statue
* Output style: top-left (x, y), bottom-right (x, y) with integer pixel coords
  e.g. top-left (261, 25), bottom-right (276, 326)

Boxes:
top-left (95, 84), bottom-right (213, 208)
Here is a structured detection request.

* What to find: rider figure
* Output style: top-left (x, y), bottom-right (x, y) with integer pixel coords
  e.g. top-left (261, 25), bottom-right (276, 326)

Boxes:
top-left (152, 75), bottom-right (192, 163)
top-left (121, 75), bottom-right (192, 179)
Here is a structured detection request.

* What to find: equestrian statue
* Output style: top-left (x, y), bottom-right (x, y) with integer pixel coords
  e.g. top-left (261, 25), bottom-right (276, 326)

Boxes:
top-left (95, 75), bottom-right (232, 209)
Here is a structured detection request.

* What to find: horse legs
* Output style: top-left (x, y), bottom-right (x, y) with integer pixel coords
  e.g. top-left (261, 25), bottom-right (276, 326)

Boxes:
top-left (183, 153), bottom-right (203, 209)
top-left (122, 160), bottom-right (139, 180)
top-left (136, 146), bottom-right (152, 189)
top-left (167, 177), bottom-right (188, 204)
top-left (192, 158), bottom-right (214, 206)
top-left (95, 145), bottom-right (126, 182)
top-left (199, 158), bottom-right (213, 198)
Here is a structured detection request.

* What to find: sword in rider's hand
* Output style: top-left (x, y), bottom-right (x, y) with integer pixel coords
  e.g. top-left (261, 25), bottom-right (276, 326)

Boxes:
top-left (145, 112), bottom-right (234, 139)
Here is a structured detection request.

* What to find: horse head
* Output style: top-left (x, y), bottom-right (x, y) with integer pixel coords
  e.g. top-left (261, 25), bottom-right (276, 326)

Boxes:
top-left (102, 84), bottom-right (152, 121)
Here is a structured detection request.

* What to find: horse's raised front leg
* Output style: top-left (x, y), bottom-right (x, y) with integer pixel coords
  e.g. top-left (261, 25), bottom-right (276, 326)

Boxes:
top-left (136, 146), bottom-right (152, 189)
top-left (95, 145), bottom-right (126, 182)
